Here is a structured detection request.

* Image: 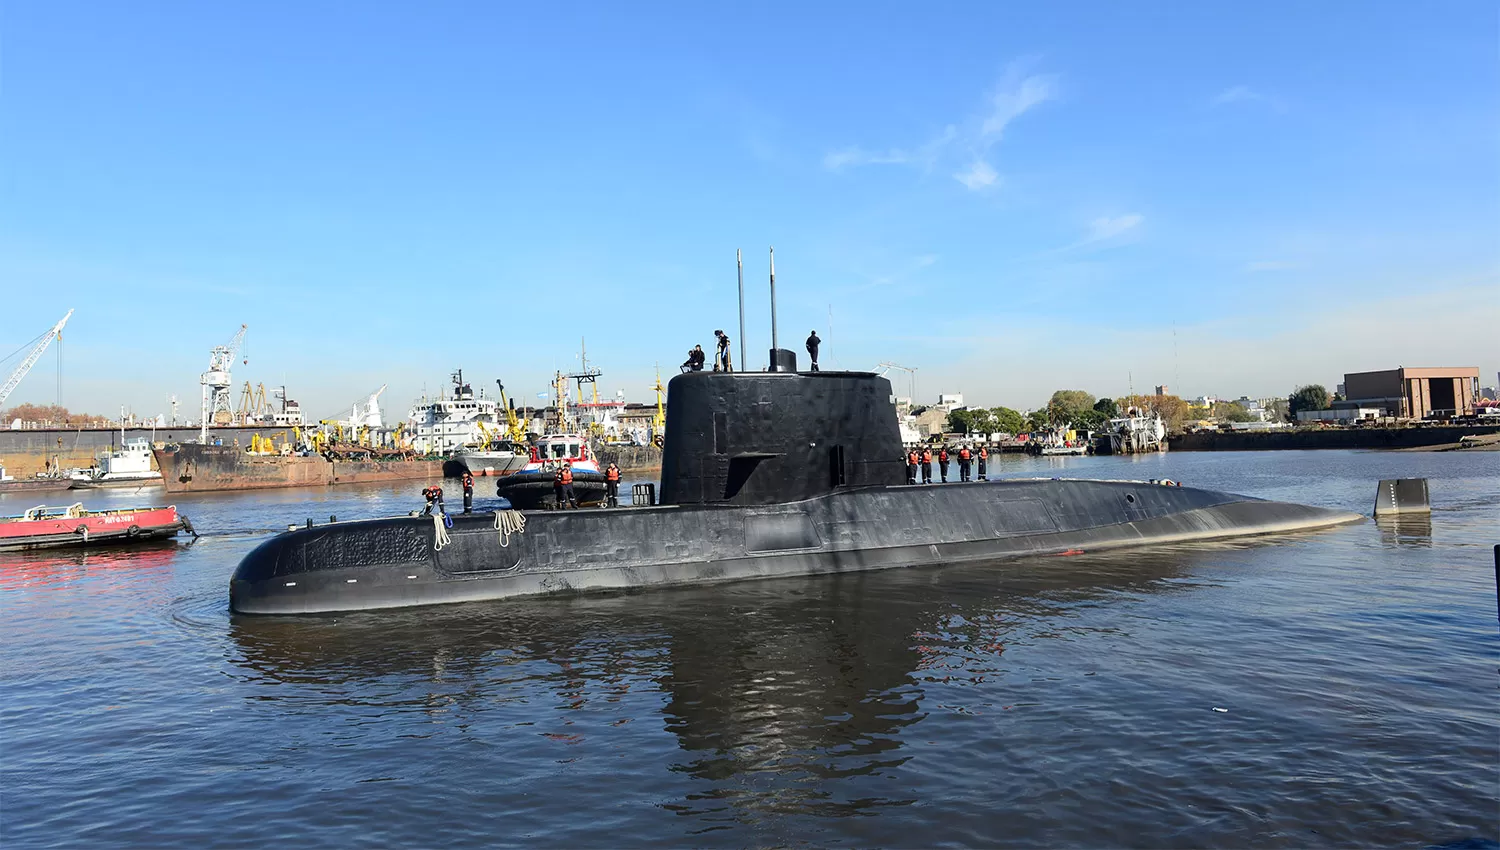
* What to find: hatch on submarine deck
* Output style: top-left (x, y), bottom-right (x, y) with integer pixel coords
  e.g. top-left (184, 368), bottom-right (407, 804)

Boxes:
top-left (229, 358), bottom-right (1365, 614)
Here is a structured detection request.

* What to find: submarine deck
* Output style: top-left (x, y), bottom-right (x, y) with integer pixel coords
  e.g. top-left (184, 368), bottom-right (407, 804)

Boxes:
top-left (230, 477), bottom-right (1366, 614)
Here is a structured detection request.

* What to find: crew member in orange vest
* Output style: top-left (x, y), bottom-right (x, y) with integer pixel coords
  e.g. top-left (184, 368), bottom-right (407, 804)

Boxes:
top-left (920, 448), bottom-right (933, 484)
top-left (461, 471), bottom-right (475, 513)
top-left (559, 462), bottom-right (578, 508)
top-left (977, 446), bottom-right (989, 481)
top-left (605, 462), bottom-right (622, 507)
top-left (958, 445), bottom-right (972, 482)
top-left (938, 447), bottom-right (950, 483)
top-left (421, 485), bottom-right (445, 516)
top-left (905, 450), bottom-right (919, 485)
top-left (553, 467), bottom-right (565, 508)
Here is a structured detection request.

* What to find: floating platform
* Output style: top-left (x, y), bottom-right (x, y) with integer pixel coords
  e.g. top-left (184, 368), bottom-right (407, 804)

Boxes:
top-left (154, 444), bottom-right (443, 494)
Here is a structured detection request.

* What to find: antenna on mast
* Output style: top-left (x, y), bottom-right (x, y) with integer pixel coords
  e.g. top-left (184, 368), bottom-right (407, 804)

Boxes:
top-left (768, 246), bottom-right (779, 370)
top-left (736, 249), bottom-right (746, 375)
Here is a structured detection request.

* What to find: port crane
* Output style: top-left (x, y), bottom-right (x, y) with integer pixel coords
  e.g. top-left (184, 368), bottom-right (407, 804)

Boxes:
top-left (875, 361), bottom-right (918, 402)
top-left (0, 309), bottom-right (73, 408)
top-left (493, 380), bottom-right (527, 443)
top-left (200, 324), bottom-right (248, 442)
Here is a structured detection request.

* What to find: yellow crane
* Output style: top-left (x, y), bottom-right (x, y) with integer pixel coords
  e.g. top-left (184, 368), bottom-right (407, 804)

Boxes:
top-left (493, 380), bottom-right (528, 443)
top-left (652, 367), bottom-right (667, 438)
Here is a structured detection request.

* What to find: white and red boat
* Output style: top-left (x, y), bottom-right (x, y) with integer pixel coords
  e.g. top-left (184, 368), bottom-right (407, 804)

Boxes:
top-left (0, 503), bottom-right (193, 550)
top-left (494, 434), bottom-right (608, 508)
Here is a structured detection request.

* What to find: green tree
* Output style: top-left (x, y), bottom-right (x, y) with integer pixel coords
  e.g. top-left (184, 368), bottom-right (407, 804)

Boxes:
top-left (1093, 397), bottom-right (1119, 417)
top-left (1074, 409), bottom-right (1109, 430)
top-left (946, 408), bottom-right (975, 434)
top-left (1026, 409), bottom-right (1050, 432)
top-left (1288, 384), bottom-right (1331, 417)
top-left (990, 406), bottom-right (1027, 435)
top-left (1211, 401), bottom-right (1255, 423)
top-left (1047, 390), bottom-right (1097, 423)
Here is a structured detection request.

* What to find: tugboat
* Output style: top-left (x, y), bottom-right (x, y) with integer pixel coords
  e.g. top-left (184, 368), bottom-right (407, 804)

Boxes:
top-left (229, 351), bottom-right (1365, 615)
top-left (494, 434), bottom-right (608, 508)
top-left (70, 437), bottom-right (163, 489)
top-left (1, 502), bottom-right (191, 550)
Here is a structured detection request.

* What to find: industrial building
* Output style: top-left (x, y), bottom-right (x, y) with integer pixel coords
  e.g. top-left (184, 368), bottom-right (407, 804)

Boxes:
top-left (1341, 366), bottom-right (1481, 419)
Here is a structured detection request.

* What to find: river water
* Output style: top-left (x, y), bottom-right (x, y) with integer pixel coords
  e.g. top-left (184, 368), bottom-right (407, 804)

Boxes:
top-left (2, 450), bottom-right (1496, 848)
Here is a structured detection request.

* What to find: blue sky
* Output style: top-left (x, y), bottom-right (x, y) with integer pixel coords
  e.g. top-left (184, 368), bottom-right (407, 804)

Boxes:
top-left (3, 1), bottom-right (1496, 420)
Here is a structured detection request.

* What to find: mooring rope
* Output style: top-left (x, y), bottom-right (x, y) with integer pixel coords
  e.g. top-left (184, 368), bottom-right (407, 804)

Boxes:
top-left (433, 512), bottom-right (452, 551)
top-left (493, 509), bottom-right (527, 547)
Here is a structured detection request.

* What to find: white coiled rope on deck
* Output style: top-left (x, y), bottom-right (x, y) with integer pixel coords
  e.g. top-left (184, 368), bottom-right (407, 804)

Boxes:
top-left (493, 509), bottom-right (527, 547)
top-left (433, 513), bottom-right (452, 551)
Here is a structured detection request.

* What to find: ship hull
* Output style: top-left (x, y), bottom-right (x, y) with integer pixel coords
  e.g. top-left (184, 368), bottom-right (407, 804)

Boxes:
top-left (230, 478), bottom-right (1364, 614)
top-left (0, 479), bottom-right (75, 494)
top-left (452, 452), bottom-right (527, 477)
top-left (1, 505), bottom-right (185, 551)
top-left (154, 445), bottom-right (443, 494)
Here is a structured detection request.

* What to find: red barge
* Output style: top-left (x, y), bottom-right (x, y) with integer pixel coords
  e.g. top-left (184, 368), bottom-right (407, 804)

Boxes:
top-left (0, 503), bottom-right (192, 550)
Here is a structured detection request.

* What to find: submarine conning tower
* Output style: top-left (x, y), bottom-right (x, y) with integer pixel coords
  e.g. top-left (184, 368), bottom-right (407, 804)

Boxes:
top-left (659, 364), bottom-right (908, 506)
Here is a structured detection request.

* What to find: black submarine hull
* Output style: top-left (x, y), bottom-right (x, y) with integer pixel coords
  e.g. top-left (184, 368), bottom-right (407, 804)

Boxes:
top-left (229, 477), bottom-right (1363, 615)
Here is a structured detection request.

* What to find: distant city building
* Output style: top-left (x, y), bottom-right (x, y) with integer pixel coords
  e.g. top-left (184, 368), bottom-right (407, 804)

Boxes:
top-left (1341, 366), bottom-right (1481, 419)
top-left (937, 393), bottom-right (964, 409)
top-left (1192, 395), bottom-right (1218, 407)
top-left (1481, 386), bottom-right (1498, 402)
top-left (1335, 382), bottom-right (1346, 398)
top-left (1154, 385), bottom-right (1168, 396)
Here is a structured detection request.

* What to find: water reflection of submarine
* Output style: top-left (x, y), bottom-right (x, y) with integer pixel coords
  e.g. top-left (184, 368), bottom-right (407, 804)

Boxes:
top-left (229, 362), bottom-right (1365, 615)
top-left (227, 550), bottom-right (1206, 810)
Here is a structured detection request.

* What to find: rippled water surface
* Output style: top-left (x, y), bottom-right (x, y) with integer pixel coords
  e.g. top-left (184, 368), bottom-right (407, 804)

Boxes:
top-left (3, 451), bottom-right (1497, 847)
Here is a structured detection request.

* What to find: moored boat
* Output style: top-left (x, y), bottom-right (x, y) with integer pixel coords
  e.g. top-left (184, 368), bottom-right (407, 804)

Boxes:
top-left (1095, 410), bottom-right (1169, 455)
top-left (0, 462), bottom-right (75, 494)
top-left (452, 441), bottom-right (528, 477)
top-left (70, 437), bottom-right (164, 489)
top-left (494, 434), bottom-right (607, 508)
top-left (0, 502), bottom-right (191, 550)
top-left (152, 443), bottom-right (442, 493)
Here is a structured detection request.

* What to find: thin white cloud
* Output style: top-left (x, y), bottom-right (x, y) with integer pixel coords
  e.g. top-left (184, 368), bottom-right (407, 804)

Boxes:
top-left (823, 64), bottom-right (1055, 192)
top-left (954, 160), bottom-right (999, 191)
top-left (980, 72), bottom-right (1058, 141)
top-left (1086, 213), bottom-right (1143, 243)
top-left (1211, 85), bottom-right (1286, 111)
top-left (823, 148), bottom-right (914, 170)
top-left (824, 125), bottom-right (959, 172)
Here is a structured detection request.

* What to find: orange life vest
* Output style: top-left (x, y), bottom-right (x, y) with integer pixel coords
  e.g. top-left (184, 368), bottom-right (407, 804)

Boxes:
top-left (907, 451), bottom-right (918, 465)
top-left (939, 450), bottom-right (948, 461)
top-left (922, 450), bottom-right (932, 463)
top-left (606, 467), bottom-right (620, 482)
top-left (560, 469), bottom-right (574, 485)
top-left (959, 448), bottom-right (971, 460)
top-left (979, 448), bottom-right (988, 460)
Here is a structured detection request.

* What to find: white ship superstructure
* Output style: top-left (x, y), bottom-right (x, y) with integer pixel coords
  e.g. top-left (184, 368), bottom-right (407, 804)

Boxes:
top-left (407, 370), bottom-right (501, 455)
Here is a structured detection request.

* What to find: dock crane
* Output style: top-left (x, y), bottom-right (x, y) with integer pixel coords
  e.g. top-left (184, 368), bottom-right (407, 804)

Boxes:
top-left (0, 309), bottom-right (73, 408)
top-left (493, 380), bottom-right (527, 443)
top-left (200, 324), bottom-right (247, 442)
top-left (875, 361), bottom-right (918, 402)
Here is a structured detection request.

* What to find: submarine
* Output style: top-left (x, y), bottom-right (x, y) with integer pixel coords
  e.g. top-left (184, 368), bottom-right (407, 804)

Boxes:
top-left (230, 353), bottom-right (1365, 615)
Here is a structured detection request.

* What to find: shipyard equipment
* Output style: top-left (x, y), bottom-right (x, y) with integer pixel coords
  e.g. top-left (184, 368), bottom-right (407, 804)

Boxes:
top-left (200, 324), bottom-right (248, 442)
top-left (0, 309), bottom-right (73, 408)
